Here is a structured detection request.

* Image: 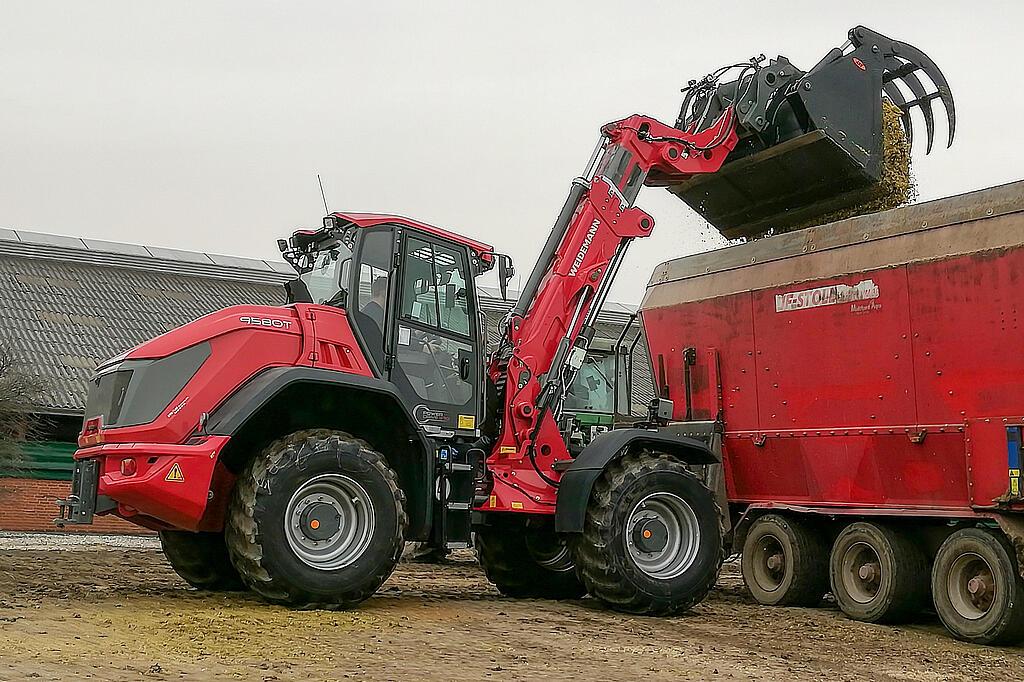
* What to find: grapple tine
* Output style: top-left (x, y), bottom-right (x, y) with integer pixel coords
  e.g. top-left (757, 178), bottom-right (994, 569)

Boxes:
top-left (881, 81), bottom-right (913, 147)
top-left (892, 63), bottom-right (933, 152)
top-left (885, 37), bottom-right (956, 148)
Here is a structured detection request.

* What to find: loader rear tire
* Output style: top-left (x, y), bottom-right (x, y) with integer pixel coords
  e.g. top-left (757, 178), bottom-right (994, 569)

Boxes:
top-left (570, 451), bottom-right (724, 616)
top-left (829, 522), bottom-right (929, 624)
top-left (159, 530), bottom-right (244, 591)
top-left (741, 514), bottom-right (827, 606)
top-left (475, 518), bottom-right (586, 599)
top-left (225, 429), bottom-right (407, 609)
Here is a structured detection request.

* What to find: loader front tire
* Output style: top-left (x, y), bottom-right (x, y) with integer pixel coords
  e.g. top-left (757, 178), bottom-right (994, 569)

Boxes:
top-left (225, 429), bottom-right (407, 608)
top-left (476, 517), bottom-right (586, 599)
top-left (159, 530), bottom-right (244, 591)
top-left (570, 451), bottom-right (724, 615)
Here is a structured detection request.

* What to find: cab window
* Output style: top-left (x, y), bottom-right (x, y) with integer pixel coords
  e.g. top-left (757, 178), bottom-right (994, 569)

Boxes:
top-left (400, 237), bottom-right (471, 337)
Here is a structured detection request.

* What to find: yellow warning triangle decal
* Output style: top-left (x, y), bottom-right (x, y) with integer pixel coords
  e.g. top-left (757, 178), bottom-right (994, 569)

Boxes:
top-left (165, 463), bottom-right (185, 482)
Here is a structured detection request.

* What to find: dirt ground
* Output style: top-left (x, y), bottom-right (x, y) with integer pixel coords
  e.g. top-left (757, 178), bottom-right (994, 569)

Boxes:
top-left (0, 535), bottom-right (1021, 681)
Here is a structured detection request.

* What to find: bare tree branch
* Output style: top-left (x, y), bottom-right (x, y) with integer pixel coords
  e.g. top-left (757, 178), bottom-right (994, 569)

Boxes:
top-left (0, 345), bottom-right (48, 476)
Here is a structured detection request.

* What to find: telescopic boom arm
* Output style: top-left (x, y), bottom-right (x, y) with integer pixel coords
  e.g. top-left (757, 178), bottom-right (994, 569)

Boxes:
top-left (484, 109), bottom-right (739, 506)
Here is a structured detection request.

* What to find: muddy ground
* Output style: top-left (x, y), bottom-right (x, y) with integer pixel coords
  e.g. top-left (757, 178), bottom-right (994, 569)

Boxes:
top-left (0, 535), bottom-right (1021, 681)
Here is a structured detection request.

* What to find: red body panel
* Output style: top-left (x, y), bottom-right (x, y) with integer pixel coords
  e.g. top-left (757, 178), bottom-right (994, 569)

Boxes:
top-left (643, 237), bottom-right (1024, 517)
top-left (331, 212), bottom-right (495, 268)
top-left (75, 302), bottom-right (373, 530)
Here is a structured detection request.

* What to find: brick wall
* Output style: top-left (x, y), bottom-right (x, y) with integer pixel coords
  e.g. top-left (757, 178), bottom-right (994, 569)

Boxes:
top-left (0, 478), bottom-right (154, 534)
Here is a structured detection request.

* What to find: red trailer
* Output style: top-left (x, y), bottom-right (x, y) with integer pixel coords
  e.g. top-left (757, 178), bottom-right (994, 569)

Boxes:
top-left (641, 180), bottom-right (1024, 644)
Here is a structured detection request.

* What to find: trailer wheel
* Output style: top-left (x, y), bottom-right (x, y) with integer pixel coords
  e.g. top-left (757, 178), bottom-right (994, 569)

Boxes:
top-left (570, 451), bottom-right (723, 616)
top-left (829, 522), bottom-right (929, 624)
top-left (475, 518), bottom-right (586, 599)
top-left (741, 514), bottom-right (827, 606)
top-left (159, 530), bottom-right (244, 591)
top-left (931, 527), bottom-right (1024, 645)
top-left (225, 429), bottom-right (407, 608)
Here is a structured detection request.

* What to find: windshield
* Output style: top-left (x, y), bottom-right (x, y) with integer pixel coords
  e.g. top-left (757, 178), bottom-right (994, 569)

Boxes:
top-left (564, 352), bottom-right (615, 414)
top-left (299, 244), bottom-right (352, 305)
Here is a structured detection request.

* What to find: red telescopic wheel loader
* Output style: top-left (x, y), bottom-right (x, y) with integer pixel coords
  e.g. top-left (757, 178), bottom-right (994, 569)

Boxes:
top-left (58, 26), bottom-right (953, 614)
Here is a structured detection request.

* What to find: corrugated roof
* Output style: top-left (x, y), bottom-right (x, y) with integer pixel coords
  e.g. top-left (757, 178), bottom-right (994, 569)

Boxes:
top-left (0, 230), bottom-right (652, 415)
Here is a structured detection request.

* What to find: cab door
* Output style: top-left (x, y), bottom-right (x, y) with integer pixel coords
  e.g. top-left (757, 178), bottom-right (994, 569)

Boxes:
top-left (391, 232), bottom-right (482, 437)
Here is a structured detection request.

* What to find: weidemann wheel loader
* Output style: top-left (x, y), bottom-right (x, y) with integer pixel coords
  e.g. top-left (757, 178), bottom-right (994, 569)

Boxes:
top-left (58, 26), bottom-right (954, 613)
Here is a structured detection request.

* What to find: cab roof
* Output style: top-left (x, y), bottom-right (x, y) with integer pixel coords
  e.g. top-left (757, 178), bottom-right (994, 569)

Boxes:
top-left (330, 211), bottom-right (494, 269)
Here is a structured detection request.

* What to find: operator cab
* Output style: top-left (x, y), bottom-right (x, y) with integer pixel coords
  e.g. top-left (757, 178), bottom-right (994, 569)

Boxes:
top-left (281, 214), bottom-right (502, 439)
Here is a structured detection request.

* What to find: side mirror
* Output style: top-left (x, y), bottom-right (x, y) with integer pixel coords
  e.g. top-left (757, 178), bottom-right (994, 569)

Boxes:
top-left (444, 283), bottom-right (457, 309)
top-left (498, 254), bottom-right (515, 301)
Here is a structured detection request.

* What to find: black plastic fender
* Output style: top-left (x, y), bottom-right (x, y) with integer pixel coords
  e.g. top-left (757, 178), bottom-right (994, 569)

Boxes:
top-left (554, 427), bottom-right (718, 534)
top-left (206, 366), bottom-right (435, 539)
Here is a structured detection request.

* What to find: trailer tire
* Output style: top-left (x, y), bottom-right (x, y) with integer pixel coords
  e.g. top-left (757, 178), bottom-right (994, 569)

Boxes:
top-left (159, 530), bottom-right (244, 591)
top-left (829, 522), bottom-right (929, 624)
top-left (225, 429), bottom-right (407, 608)
top-left (741, 514), bottom-right (827, 606)
top-left (475, 519), bottom-right (586, 599)
top-left (570, 450), bottom-right (723, 616)
top-left (931, 527), bottom-right (1024, 645)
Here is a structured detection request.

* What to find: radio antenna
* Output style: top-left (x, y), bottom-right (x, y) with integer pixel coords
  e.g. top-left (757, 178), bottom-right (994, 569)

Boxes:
top-left (317, 173), bottom-right (330, 215)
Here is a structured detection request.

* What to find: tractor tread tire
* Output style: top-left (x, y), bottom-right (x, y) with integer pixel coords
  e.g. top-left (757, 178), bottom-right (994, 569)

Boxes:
top-left (225, 429), bottom-right (406, 609)
top-left (741, 514), bottom-right (827, 607)
top-left (570, 450), bottom-right (724, 616)
top-left (159, 530), bottom-right (244, 591)
top-left (475, 524), bottom-right (586, 600)
top-left (829, 522), bottom-right (929, 624)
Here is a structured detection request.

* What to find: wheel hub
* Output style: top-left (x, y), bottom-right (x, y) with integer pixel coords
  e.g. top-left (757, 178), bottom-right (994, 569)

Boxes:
top-left (765, 552), bottom-right (785, 572)
top-left (624, 492), bottom-right (701, 580)
top-left (841, 542), bottom-right (882, 604)
top-left (284, 474), bottom-right (376, 571)
top-left (948, 552), bottom-right (996, 619)
top-left (299, 502), bottom-right (341, 541)
top-left (858, 561), bottom-right (880, 583)
top-left (632, 518), bottom-right (669, 553)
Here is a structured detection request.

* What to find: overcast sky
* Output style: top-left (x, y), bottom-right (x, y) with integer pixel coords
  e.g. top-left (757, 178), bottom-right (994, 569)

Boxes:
top-left (2, 1), bottom-right (1019, 303)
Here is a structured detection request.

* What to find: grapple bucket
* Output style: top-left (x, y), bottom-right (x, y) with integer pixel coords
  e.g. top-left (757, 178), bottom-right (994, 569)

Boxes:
top-left (669, 26), bottom-right (955, 240)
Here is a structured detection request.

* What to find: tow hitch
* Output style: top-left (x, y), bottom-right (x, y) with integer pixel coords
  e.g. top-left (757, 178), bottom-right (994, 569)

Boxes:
top-left (54, 459), bottom-right (114, 526)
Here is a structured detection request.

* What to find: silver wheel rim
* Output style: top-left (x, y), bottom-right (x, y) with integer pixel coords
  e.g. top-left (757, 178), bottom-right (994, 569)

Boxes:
top-left (751, 533), bottom-right (787, 593)
top-left (624, 492), bottom-right (701, 579)
top-left (284, 473), bottom-right (376, 571)
top-left (840, 541), bottom-right (882, 604)
top-left (947, 552), bottom-right (996, 620)
top-left (525, 534), bottom-right (575, 574)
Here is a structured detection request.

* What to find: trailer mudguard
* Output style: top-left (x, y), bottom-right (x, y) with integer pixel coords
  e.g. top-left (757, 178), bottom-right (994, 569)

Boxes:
top-left (206, 366), bottom-right (435, 538)
top-left (554, 427), bottom-right (718, 533)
